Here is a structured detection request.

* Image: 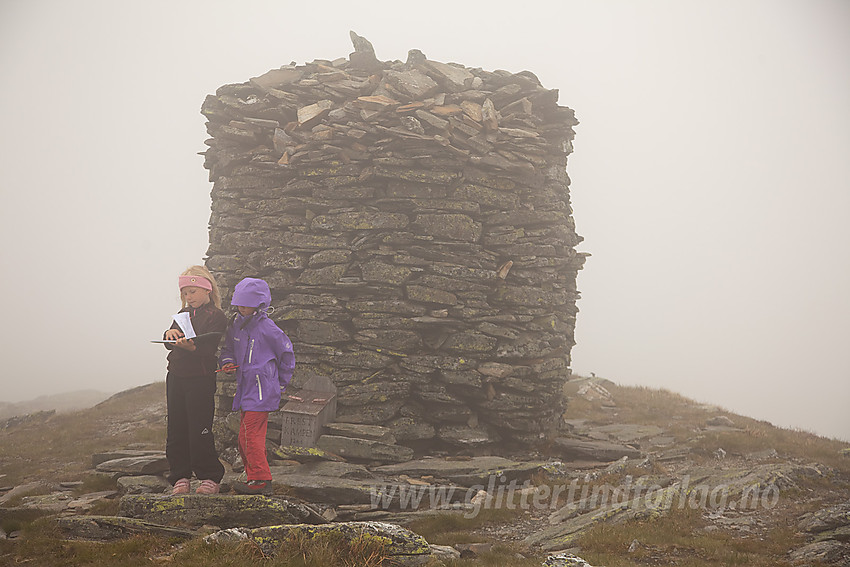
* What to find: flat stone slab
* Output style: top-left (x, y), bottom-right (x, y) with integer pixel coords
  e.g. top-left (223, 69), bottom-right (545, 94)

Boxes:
top-left (373, 456), bottom-right (545, 487)
top-left (324, 423), bottom-right (397, 444)
top-left (95, 455), bottom-right (169, 475)
top-left (119, 494), bottom-right (325, 528)
top-left (317, 435), bottom-right (414, 463)
top-left (526, 462), bottom-right (827, 552)
top-left (589, 424), bottom-right (665, 444)
top-left (273, 473), bottom-right (391, 506)
top-left (553, 437), bottom-right (642, 462)
top-left (292, 460), bottom-right (376, 480)
top-left (117, 475), bottom-right (171, 494)
top-left (54, 515), bottom-right (196, 541)
top-left (92, 450), bottom-right (165, 468)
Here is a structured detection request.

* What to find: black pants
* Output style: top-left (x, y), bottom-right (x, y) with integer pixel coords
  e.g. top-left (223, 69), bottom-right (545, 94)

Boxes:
top-left (165, 372), bottom-right (225, 485)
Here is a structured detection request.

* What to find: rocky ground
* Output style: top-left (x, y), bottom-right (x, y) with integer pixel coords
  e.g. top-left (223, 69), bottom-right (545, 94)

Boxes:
top-left (1, 378), bottom-right (848, 566)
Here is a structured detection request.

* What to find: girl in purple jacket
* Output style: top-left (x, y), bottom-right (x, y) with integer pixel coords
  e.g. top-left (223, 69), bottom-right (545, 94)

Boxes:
top-left (219, 277), bottom-right (294, 495)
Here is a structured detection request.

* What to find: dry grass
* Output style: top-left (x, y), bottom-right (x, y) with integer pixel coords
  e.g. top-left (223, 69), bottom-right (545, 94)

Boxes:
top-left (575, 506), bottom-right (808, 567)
top-left (0, 382), bottom-right (167, 485)
top-left (0, 525), bottom-right (395, 567)
top-left (566, 378), bottom-right (850, 472)
top-left (404, 505), bottom-right (527, 546)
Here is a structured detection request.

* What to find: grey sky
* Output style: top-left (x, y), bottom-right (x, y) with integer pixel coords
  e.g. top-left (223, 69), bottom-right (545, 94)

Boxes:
top-left (1, 0), bottom-right (848, 440)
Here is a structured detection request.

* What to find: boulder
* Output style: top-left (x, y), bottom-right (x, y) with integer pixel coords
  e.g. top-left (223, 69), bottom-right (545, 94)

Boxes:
top-left (316, 435), bottom-right (414, 463)
top-left (53, 515), bottom-right (196, 541)
top-left (118, 494), bottom-right (325, 528)
top-left (206, 521), bottom-right (430, 566)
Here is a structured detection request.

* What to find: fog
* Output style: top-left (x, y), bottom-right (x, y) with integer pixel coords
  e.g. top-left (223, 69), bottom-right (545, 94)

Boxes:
top-left (1, 0), bottom-right (848, 441)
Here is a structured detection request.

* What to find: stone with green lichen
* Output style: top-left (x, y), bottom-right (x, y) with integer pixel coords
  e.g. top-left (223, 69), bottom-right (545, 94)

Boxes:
top-left (317, 434), bottom-right (414, 463)
top-left (337, 382), bottom-right (412, 406)
top-left (373, 165), bottom-right (459, 185)
top-left (442, 331), bottom-right (497, 353)
top-left (311, 211), bottom-right (409, 231)
top-left (495, 285), bottom-right (567, 307)
top-left (207, 522), bottom-right (431, 563)
top-left (347, 299), bottom-right (427, 316)
top-left (361, 261), bottom-right (412, 284)
top-left (296, 264), bottom-right (346, 285)
top-left (355, 329), bottom-right (422, 351)
top-left (308, 248), bottom-right (351, 266)
top-left (414, 274), bottom-right (489, 292)
top-left (385, 416), bottom-right (437, 441)
top-left (271, 474), bottom-right (397, 505)
top-left (413, 213), bottom-right (481, 242)
top-left (295, 320), bottom-right (350, 344)
top-left (406, 284), bottom-right (458, 306)
top-left (400, 355), bottom-right (474, 373)
top-left (279, 231), bottom-right (347, 250)
top-left (453, 183), bottom-right (520, 209)
top-left (271, 445), bottom-right (345, 463)
top-left (336, 399), bottom-right (404, 424)
top-left (331, 349), bottom-right (394, 369)
top-left (374, 455), bottom-right (545, 487)
top-left (53, 515), bottom-right (196, 541)
top-left (461, 167), bottom-right (517, 191)
top-left (118, 494), bottom-right (324, 528)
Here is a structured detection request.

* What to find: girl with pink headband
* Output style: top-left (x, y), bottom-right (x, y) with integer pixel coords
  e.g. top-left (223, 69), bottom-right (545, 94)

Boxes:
top-left (161, 265), bottom-right (227, 495)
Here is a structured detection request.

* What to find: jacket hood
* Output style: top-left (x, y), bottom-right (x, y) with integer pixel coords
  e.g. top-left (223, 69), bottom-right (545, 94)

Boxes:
top-left (231, 277), bottom-right (271, 310)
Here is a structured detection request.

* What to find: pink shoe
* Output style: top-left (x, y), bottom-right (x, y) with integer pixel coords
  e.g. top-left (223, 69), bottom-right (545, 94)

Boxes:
top-left (171, 478), bottom-right (190, 495)
top-left (196, 479), bottom-right (220, 494)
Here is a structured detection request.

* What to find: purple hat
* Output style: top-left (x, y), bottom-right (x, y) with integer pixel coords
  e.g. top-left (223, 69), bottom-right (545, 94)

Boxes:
top-left (231, 277), bottom-right (271, 309)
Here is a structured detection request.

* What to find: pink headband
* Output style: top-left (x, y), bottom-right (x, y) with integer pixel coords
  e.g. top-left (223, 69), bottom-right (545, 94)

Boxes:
top-left (179, 275), bottom-right (212, 291)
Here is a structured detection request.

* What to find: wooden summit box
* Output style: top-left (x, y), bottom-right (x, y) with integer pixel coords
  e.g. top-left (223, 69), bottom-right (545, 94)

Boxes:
top-left (280, 375), bottom-right (337, 448)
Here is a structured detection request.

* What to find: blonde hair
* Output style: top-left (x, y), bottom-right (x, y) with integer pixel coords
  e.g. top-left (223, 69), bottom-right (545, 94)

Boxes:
top-left (180, 265), bottom-right (222, 309)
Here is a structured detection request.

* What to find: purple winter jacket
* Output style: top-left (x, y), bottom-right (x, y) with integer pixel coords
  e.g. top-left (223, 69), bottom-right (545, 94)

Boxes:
top-left (220, 278), bottom-right (294, 412)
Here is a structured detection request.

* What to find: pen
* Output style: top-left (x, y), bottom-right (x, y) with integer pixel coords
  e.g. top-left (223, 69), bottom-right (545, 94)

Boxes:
top-left (216, 366), bottom-right (239, 373)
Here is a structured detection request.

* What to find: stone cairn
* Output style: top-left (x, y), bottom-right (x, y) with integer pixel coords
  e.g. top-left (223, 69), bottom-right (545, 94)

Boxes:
top-left (203, 33), bottom-right (586, 452)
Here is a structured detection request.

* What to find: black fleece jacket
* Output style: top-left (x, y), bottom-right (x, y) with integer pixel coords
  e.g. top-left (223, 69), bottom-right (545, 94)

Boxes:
top-left (164, 302), bottom-right (227, 377)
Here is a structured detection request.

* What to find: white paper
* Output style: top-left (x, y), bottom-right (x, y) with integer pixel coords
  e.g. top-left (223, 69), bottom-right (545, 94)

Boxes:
top-left (172, 312), bottom-right (196, 339)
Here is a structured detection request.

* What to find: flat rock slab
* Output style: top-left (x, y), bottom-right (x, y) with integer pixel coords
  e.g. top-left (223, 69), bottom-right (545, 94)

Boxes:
top-left (92, 450), bottom-right (165, 468)
top-left (96, 455), bottom-right (169, 475)
top-left (589, 424), bottom-right (665, 444)
top-left (317, 434), bottom-right (414, 463)
top-left (0, 481), bottom-right (48, 505)
top-left (373, 456), bottom-right (545, 487)
top-left (117, 475), bottom-right (170, 494)
top-left (292, 460), bottom-right (376, 480)
top-left (273, 473), bottom-right (390, 506)
top-left (54, 515), bottom-right (196, 541)
top-left (526, 462), bottom-right (829, 552)
top-left (206, 521), bottom-right (430, 564)
top-left (119, 494), bottom-right (325, 528)
top-left (553, 437), bottom-right (642, 462)
top-left (324, 422), bottom-right (397, 444)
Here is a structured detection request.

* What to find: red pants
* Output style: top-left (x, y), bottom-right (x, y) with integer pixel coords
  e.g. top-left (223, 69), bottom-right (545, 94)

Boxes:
top-left (238, 411), bottom-right (271, 481)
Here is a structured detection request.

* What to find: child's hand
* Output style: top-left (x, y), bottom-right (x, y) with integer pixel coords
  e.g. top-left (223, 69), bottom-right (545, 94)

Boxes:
top-left (220, 363), bottom-right (238, 374)
top-left (164, 329), bottom-right (184, 341)
top-left (174, 337), bottom-right (196, 351)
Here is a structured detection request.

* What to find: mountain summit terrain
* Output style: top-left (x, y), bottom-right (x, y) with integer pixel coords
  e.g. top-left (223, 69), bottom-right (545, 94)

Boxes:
top-left (1, 377), bottom-right (848, 566)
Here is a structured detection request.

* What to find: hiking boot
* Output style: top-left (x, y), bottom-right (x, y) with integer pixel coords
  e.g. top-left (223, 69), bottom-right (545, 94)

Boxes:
top-left (171, 478), bottom-right (190, 495)
top-left (233, 480), bottom-right (273, 495)
top-left (196, 479), bottom-right (220, 494)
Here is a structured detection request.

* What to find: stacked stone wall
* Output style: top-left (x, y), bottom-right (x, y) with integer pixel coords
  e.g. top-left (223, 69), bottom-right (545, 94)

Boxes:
top-left (204, 35), bottom-right (587, 450)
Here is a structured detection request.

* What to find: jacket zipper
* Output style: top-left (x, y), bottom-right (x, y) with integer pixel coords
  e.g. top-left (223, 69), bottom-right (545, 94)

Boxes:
top-left (249, 339), bottom-right (254, 364)
top-left (256, 374), bottom-right (263, 401)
